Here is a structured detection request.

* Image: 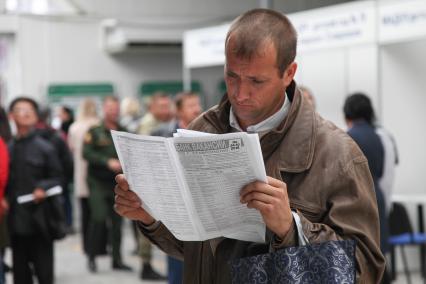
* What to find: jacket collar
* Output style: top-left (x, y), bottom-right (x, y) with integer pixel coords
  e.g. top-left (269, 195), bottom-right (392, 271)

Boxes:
top-left (203, 80), bottom-right (316, 174)
top-left (14, 128), bottom-right (37, 142)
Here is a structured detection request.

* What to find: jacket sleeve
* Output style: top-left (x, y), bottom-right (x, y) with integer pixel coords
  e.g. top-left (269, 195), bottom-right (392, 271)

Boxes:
top-left (276, 157), bottom-right (385, 283)
top-left (137, 221), bottom-right (185, 261)
top-left (82, 129), bottom-right (109, 168)
top-left (53, 133), bottom-right (74, 182)
top-left (35, 143), bottom-right (63, 191)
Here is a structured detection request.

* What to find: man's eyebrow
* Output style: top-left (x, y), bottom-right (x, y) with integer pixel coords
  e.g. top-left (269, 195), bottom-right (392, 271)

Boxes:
top-left (226, 70), bottom-right (238, 76)
top-left (247, 75), bottom-right (268, 81)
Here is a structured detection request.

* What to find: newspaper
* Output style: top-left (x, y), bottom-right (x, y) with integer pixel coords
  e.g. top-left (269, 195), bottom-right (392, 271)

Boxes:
top-left (17, 185), bottom-right (63, 204)
top-left (111, 130), bottom-right (267, 243)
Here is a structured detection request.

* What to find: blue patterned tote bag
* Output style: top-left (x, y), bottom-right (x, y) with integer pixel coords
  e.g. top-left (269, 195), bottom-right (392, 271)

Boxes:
top-left (230, 213), bottom-right (356, 284)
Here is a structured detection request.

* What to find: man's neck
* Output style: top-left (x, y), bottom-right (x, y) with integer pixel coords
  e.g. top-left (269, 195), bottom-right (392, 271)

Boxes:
top-left (230, 94), bottom-right (290, 133)
top-left (104, 120), bottom-right (118, 130)
top-left (17, 126), bottom-right (33, 138)
top-left (178, 119), bottom-right (189, 129)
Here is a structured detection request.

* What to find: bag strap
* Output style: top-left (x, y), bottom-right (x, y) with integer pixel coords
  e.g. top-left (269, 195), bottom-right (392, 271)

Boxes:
top-left (292, 211), bottom-right (309, 246)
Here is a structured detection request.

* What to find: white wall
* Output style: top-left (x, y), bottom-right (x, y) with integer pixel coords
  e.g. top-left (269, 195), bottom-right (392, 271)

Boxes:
top-left (190, 65), bottom-right (224, 108)
top-left (379, 39), bottom-right (426, 272)
top-left (0, 34), bottom-right (20, 106)
top-left (10, 16), bottom-right (183, 105)
top-left (381, 39), bottom-right (426, 196)
top-left (1, 0), bottom-right (263, 107)
top-left (295, 44), bottom-right (379, 129)
top-left (72, 0), bottom-right (257, 21)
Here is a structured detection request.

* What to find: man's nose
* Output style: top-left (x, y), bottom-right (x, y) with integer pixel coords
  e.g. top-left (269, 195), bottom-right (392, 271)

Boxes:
top-left (234, 82), bottom-right (250, 103)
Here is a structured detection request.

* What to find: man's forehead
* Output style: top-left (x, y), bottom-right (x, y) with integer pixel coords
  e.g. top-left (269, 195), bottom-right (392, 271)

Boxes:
top-left (104, 100), bottom-right (118, 106)
top-left (226, 36), bottom-right (275, 56)
top-left (15, 101), bottom-right (31, 106)
top-left (14, 101), bottom-right (35, 110)
top-left (225, 53), bottom-right (278, 75)
top-left (156, 97), bottom-right (171, 104)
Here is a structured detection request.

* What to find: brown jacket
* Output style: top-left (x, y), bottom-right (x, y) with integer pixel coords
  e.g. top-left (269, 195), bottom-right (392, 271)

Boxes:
top-left (139, 81), bottom-right (385, 283)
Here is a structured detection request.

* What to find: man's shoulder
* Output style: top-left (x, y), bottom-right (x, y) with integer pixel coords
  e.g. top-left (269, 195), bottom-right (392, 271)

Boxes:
top-left (314, 114), bottom-right (366, 166)
top-left (140, 113), bottom-right (155, 125)
top-left (151, 121), bottom-right (176, 137)
top-left (89, 123), bottom-right (103, 131)
top-left (188, 104), bottom-right (224, 133)
top-left (32, 134), bottom-right (57, 154)
top-left (84, 124), bottom-right (102, 145)
top-left (87, 123), bottom-right (104, 136)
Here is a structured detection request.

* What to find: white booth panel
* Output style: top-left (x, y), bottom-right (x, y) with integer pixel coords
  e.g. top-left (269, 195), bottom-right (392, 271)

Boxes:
top-left (347, 45), bottom-right (379, 116)
top-left (381, 40), bottom-right (426, 196)
top-left (0, 34), bottom-right (21, 105)
top-left (379, 0), bottom-right (426, 45)
top-left (296, 48), bottom-right (346, 129)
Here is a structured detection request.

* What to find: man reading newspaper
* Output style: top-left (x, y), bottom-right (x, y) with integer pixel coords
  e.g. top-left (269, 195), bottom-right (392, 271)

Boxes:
top-left (114, 9), bottom-right (385, 283)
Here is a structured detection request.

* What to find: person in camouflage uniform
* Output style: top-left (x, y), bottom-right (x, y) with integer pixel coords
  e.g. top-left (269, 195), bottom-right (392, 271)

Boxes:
top-left (83, 96), bottom-right (131, 273)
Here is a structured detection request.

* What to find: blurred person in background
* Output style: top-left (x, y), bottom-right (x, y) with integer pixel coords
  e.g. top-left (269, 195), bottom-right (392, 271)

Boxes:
top-left (83, 96), bottom-right (131, 272)
top-left (151, 92), bottom-right (202, 137)
top-left (36, 106), bottom-right (75, 234)
top-left (68, 98), bottom-right (102, 258)
top-left (7, 97), bottom-right (63, 284)
top-left (151, 92), bottom-right (202, 284)
top-left (120, 97), bottom-right (142, 134)
top-left (0, 106), bottom-right (11, 284)
top-left (59, 106), bottom-right (74, 139)
top-left (136, 91), bottom-right (173, 280)
top-left (298, 85), bottom-right (316, 109)
top-left (137, 92), bottom-right (173, 135)
top-left (376, 126), bottom-right (398, 215)
top-left (343, 93), bottom-right (390, 283)
top-left (120, 97), bottom-right (146, 257)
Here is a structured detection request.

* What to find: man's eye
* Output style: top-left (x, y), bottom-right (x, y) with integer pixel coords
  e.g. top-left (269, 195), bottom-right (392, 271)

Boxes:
top-left (252, 79), bottom-right (264, 84)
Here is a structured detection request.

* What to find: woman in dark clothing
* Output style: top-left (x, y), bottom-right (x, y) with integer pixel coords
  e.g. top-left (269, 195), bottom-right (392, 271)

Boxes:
top-left (7, 97), bottom-right (63, 284)
top-left (344, 93), bottom-right (389, 284)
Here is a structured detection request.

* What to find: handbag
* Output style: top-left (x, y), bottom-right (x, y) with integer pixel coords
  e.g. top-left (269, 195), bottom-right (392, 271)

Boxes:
top-left (33, 194), bottom-right (67, 241)
top-left (230, 213), bottom-right (356, 284)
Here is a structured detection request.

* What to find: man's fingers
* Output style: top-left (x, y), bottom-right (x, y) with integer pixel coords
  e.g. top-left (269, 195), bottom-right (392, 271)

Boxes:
top-left (241, 191), bottom-right (275, 204)
top-left (266, 176), bottom-right (286, 189)
top-left (114, 203), bottom-right (137, 216)
top-left (115, 174), bottom-right (130, 191)
top-left (246, 200), bottom-right (273, 214)
top-left (240, 181), bottom-right (279, 199)
top-left (114, 184), bottom-right (140, 201)
top-left (115, 195), bottom-right (141, 208)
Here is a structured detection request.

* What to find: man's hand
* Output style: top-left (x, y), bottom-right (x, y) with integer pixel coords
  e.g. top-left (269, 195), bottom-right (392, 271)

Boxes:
top-left (33, 188), bottom-right (46, 203)
top-left (240, 176), bottom-right (293, 239)
top-left (114, 174), bottom-right (155, 225)
top-left (1, 199), bottom-right (9, 212)
top-left (108, 159), bottom-right (122, 173)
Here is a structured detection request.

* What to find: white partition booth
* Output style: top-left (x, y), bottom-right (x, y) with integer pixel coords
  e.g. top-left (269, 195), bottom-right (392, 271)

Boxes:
top-left (183, 0), bottom-right (426, 274)
top-left (379, 1), bottom-right (426, 273)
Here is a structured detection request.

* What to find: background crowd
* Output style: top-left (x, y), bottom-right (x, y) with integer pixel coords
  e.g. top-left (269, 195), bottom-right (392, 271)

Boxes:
top-left (0, 91), bottom-right (202, 284)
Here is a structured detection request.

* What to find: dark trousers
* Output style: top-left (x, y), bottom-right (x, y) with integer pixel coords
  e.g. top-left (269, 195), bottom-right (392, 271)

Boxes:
top-left (87, 178), bottom-right (122, 263)
top-left (62, 183), bottom-right (73, 227)
top-left (80, 197), bottom-right (108, 256)
top-left (80, 197), bottom-right (90, 255)
top-left (11, 234), bottom-right (53, 284)
top-left (0, 252), bottom-right (3, 284)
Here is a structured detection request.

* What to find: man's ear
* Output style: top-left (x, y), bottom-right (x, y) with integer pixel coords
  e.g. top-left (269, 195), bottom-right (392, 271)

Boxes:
top-left (282, 62), bottom-right (297, 88)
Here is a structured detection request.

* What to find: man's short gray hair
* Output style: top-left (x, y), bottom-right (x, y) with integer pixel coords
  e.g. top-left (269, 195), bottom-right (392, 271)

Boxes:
top-left (225, 9), bottom-right (297, 77)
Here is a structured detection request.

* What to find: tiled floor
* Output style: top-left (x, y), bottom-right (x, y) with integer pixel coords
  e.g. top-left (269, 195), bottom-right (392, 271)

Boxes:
top-left (5, 221), bottom-right (167, 284)
top-left (4, 222), bottom-right (425, 283)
